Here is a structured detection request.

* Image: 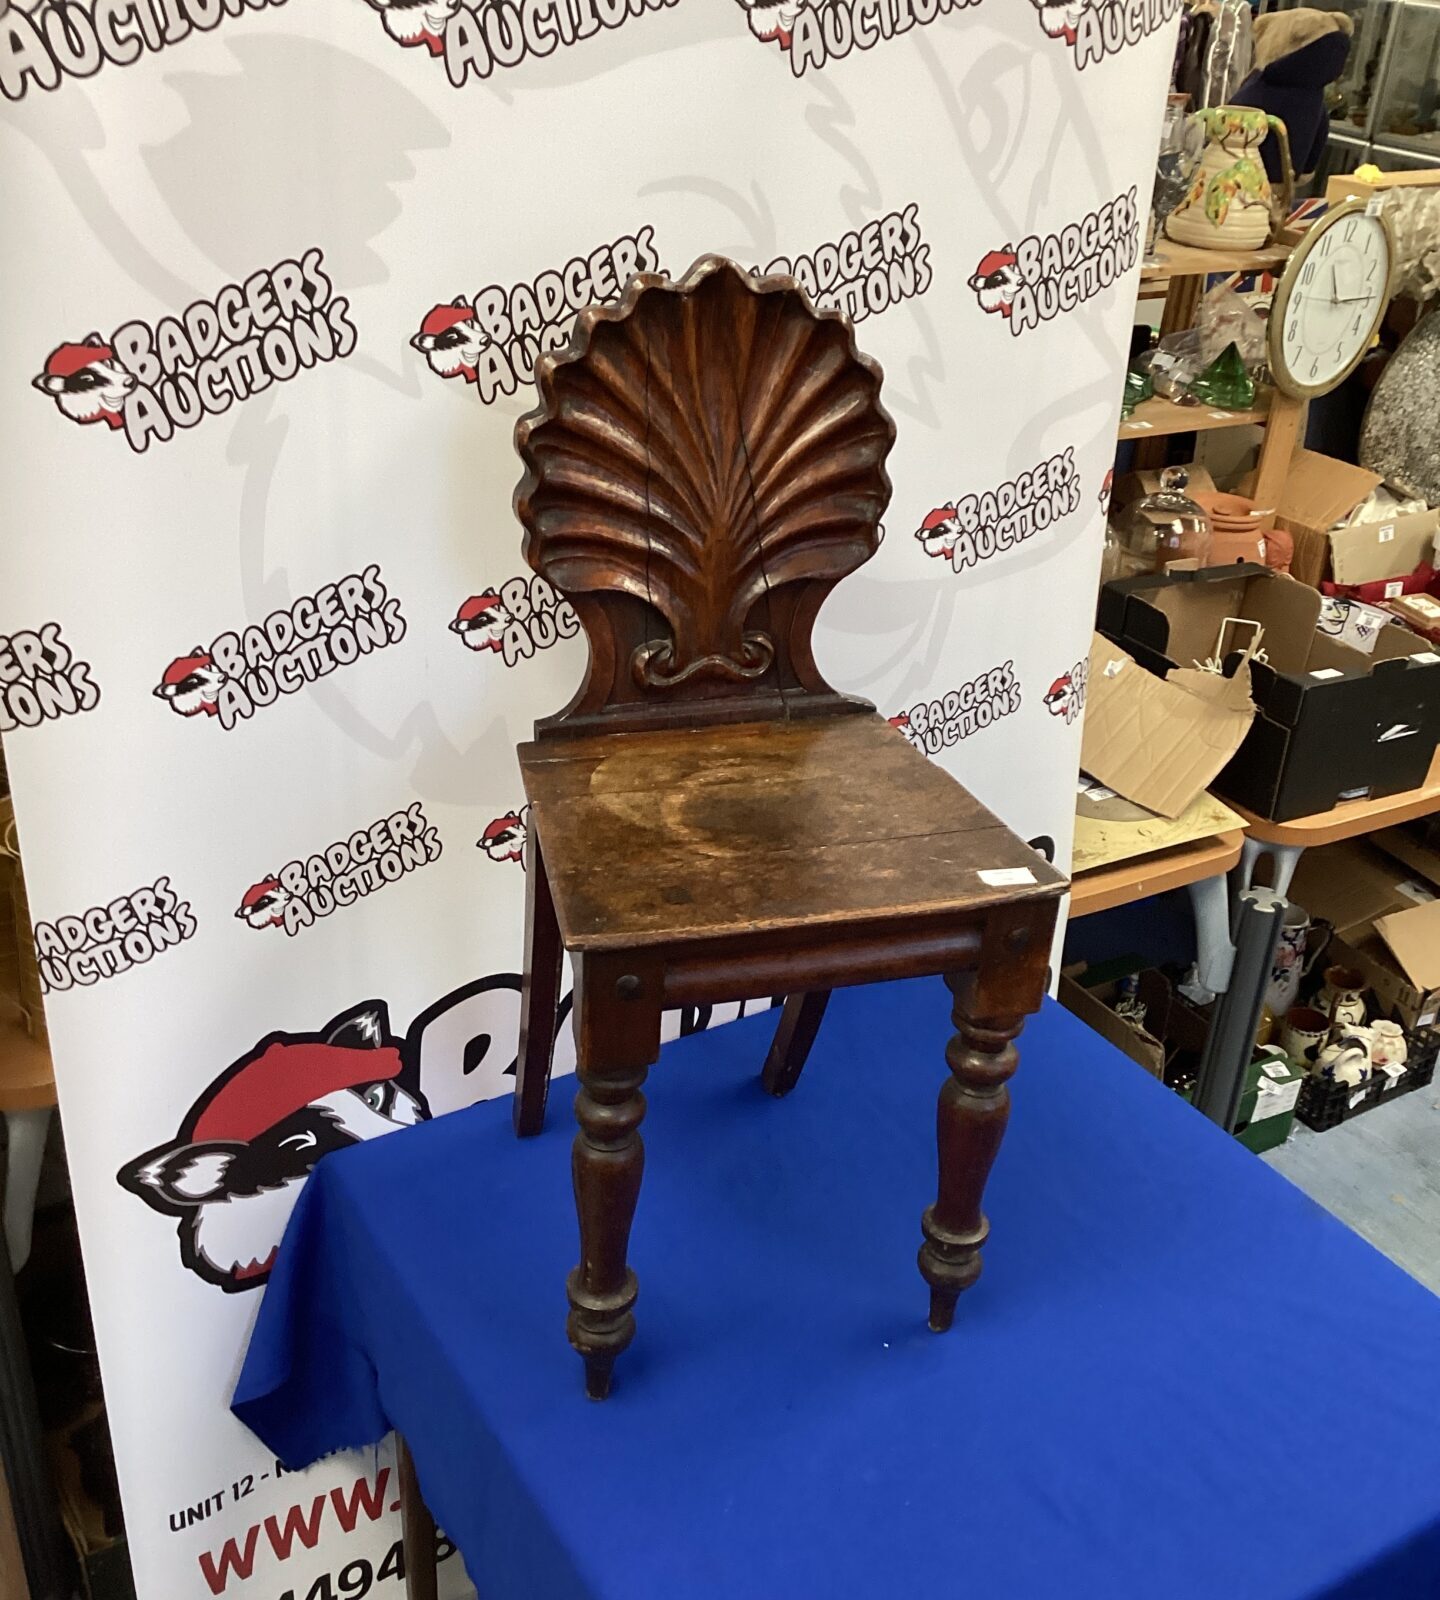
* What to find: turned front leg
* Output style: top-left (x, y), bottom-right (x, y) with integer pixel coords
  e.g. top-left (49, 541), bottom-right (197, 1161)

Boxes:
top-left (919, 974), bottom-right (1025, 1333)
top-left (567, 958), bottom-right (661, 1400)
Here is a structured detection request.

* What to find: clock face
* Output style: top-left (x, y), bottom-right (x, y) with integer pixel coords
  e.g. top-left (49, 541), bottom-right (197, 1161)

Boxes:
top-left (1276, 210), bottom-right (1390, 395)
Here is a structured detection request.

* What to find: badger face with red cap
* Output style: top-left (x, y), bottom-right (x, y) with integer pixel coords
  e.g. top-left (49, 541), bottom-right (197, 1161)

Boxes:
top-left (969, 250), bottom-right (1021, 317)
top-left (153, 649), bottom-right (226, 718)
top-left (118, 1002), bottom-right (427, 1291)
top-left (235, 878), bottom-right (291, 931)
top-left (411, 299), bottom-right (489, 380)
top-left (914, 505), bottom-right (963, 561)
top-left (1031, 0), bottom-right (1090, 43)
top-left (450, 592), bottom-right (512, 652)
top-left (33, 334), bottom-right (136, 428)
top-left (734, 0), bottom-right (799, 47)
top-left (479, 810), bottom-right (527, 865)
top-left (1043, 673), bottom-right (1076, 719)
top-left (365, 0), bottom-right (459, 53)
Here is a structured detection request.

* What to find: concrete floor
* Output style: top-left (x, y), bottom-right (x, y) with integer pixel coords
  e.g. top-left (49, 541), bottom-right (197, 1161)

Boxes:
top-left (1266, 1085), bottom-right (1440, 1296)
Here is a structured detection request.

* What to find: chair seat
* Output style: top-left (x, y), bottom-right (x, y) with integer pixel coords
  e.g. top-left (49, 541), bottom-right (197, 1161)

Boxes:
top-left (519, 713), bottom-right (1065, 952)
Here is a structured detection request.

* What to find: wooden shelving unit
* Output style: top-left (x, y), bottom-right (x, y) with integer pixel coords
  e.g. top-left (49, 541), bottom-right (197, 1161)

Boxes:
top-left (1120, 389), bottom-right (1272, 440)
top-left (1140, 239), bottom-right (1292, 288)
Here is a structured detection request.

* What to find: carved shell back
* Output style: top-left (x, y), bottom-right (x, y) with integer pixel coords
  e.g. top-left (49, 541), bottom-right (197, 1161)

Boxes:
top-left (514, 257), bottom-right (895, 690)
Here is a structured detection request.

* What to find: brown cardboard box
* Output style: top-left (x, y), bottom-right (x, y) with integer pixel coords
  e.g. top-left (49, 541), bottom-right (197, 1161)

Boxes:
top-left (1373, 825), bottom-right (1440, 890)
top-left (1381, 593), bottom-right (1440, 644)
top-left (1289, 840), bottom-right (1440, 1027)
top-left (1057, 973), bottom-right (1165, 1077)
top-left (1244, 449), bottom-right (1439, 589)
top-left (1080, 632), bottom-right (1254, 818)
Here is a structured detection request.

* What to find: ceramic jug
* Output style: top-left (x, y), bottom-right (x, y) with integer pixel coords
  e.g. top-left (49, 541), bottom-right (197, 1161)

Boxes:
top-left (1279, 1006), bottom-right (1330, 1069)
top-left (1316, 965), bottom-right (1368, 1031)
top-left (1164, 107), bottom-right (1294, 252)
top-left (1264, 903), bottom-right (1326, 1018)
top-left (1317, 1031), bottom-right (1372, 1086)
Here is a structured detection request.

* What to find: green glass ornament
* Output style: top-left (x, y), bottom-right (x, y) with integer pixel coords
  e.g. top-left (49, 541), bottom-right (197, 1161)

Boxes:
top-left (1121, 366), bottom-right (1153, 418)
top-left (1187, 342), bottom-right (1255, 411)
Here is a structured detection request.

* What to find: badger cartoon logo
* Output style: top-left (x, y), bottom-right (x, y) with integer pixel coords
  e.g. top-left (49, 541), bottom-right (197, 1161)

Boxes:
top-left (117, 1001), bottom-right (428, 1292)
top-left (364, 0), bottom-right (459, 54)
top-left (914, 505), bottom-right (963, 561)
top-left (1099, 467), bottom-right (1114, 512)
top-left (411, 299), bottom-right (490, 382)
top-left (1031, 0), bottom-right (1094, 44)
top-left (478, 808), bottom-right (527, 865)
top-left (1044, 662), bottom-right (1087, 724)
top-left (734, 0), bottom-right (800, 48)
top-left (33, 335), bottom-right (136, 430)
top-left (153, 650), bottom-right (227, 718)
top-left (450, 592), bottom-right (512, 653)
top-left (969, 250), bottom-right (1021, 318)
top-left (887, 711), bottom-right (921, 749)
top-left (235, 878), bottom-right (291, 930)
top-left (1043, 674), bottom-right (1074, 717)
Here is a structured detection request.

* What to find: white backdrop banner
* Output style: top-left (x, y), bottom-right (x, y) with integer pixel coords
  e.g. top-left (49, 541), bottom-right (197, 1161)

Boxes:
top-left (1, 2), bottom-right (1173, 1594)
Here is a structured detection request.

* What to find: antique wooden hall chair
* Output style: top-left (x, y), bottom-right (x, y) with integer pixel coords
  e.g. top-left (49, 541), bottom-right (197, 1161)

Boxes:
top-left (509, 257), bottom-right (1067, 1400)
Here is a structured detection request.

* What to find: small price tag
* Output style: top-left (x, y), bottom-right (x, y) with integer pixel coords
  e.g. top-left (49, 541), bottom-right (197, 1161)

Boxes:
top-left (1384, 580), bottom-right (1404, 599)
top-left (1378, 523), bottom-right (1396, 543)
top-left (1418, 1010), bottom-right (1438, 1029)
top-left (977, 867), bottom-right (1036, 887)
top-left (1309, 667), bottom-right (1344, 680)
top-left (1366, 194), bottom-right (1384, 217)
top-left (1129, 420), bottom-right (1154, 430)
top-left (1104, 658), bottom-right (1125, 678)
top-left (1413, 651), bottom-right (1440, 665)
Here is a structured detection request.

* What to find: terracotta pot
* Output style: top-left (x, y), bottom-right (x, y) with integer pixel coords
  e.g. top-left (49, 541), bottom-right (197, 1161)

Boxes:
top-left (1209, 528), bottom-right (1268, 566)
top-left (1165, 106), bottom-right (1295, 252)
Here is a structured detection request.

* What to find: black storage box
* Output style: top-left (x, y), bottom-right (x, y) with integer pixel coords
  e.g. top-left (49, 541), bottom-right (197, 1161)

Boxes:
top-left (1100, 565), bottom-right (1440, 822)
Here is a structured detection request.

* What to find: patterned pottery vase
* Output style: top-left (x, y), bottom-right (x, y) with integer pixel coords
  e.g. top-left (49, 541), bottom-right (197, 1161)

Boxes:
top-left (1265, 903), bottom-right (1324, 1018)
top-left (1280, 1006), bottom-right (1330, 1070)
top-left (1164, 107), bottom-right (1294, 252)
top-left (1317, 965), bottom-right (1368, 1031)
top-left (1368, 1020), bottom-right (1408, 1072)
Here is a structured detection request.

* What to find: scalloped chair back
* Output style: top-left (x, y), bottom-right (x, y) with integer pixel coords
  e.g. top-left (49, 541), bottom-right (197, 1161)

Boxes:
top-left (514, 256), bottom-right (896, 739)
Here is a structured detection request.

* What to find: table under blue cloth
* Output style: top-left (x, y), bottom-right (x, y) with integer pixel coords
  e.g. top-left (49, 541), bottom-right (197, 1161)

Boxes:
top-left (234, 979), bottom-right (1440, 1600)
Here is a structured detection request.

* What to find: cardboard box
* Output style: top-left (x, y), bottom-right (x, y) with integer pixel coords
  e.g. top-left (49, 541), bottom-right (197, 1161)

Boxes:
top-left (1235, 1048), bottom-right (1302, 1155)
top-left (1289, 841), bottom-right (1440, 1028)
top-left (1381, 593), bottom-right (1440, 645)
top-left (1244, 449), bottom-right (1440, 590)
top-left (1057, 973), bottom-right (1164, 1077)
top-left (1080, 632), bottom-right (1254, 819)
top-left (1102, 565), bottom-right (1440, 820)
top-left (1372, 824), bottom-right (1440, 890)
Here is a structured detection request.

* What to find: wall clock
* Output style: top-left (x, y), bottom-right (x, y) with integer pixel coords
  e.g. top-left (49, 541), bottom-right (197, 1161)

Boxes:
top-left (1268, 200), bottom-right (1395, 399)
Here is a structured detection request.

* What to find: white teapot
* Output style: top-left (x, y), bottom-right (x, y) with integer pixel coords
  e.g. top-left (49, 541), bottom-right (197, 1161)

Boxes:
top-left (1317, 1031), bottom-right (1373, 1087)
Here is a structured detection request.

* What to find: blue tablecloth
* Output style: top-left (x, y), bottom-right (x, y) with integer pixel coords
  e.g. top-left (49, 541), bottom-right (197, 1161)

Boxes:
top-left (234, 980), bottom-right (1440, 1600)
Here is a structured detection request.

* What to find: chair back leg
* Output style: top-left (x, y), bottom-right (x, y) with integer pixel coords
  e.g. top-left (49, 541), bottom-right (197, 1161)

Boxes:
top-left (760, 990), bottom-right (831, 1098)
top-left (514, 829), bottom-right (564, 1137)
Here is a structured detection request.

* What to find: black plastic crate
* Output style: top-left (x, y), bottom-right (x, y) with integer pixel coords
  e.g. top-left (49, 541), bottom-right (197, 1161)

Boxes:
top-left (1296, 1047), bottom-right (1437, 1133)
